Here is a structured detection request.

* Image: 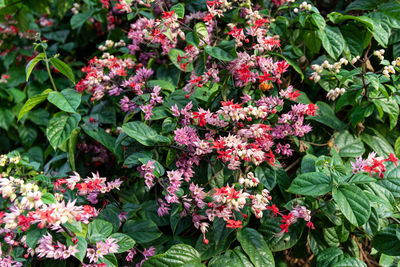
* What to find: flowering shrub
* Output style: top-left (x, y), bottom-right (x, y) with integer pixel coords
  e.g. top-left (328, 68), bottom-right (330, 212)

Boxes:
top-left (2, 0), bottom-right (400, 266)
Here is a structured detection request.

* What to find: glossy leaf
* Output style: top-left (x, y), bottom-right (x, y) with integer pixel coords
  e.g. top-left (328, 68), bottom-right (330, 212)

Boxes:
top-left (236, 228), bottom-right (274, 267)
top-left (109, 233), bottom-right (136, 253)
top-left (49, 57), bottom-right (75, 84)
top-left (26, 53), bottom-right (45, 82)
top-left (122, 121), bottom-right (171, 146)
top-left (332, 185), bottom-right (371, 227)
top-left (87, 219), bottom-right (113, 243)
top-left (46, 113), bottom-right (81, 149)
top-left (142, 244), bottom-right (203, 267)
top-left (48, 89), bottom-right (81, 112)
top-left (123, 219), bottom-right (162, 243)
top-left (288, 172), bottom-right (331, 196)
top-left (18, 89), bottom-right (52, 121)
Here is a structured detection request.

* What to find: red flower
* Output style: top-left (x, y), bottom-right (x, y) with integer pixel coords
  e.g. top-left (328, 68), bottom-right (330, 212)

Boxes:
top-left (385, 153), bottom-right (398, 166)
top-left (212, 140), bottom-right (225, 150)
top-left (259, 71), bottom-right (273, 83)
top-left (267, 204), bottom-right (279, 216)
top-left (226, 219), bottom-right (243, 229)
top-left (162, 10), bottom-right (175, 19)
top-left (288, 90), bottom-right (301, 101)
top-left (306, 103), bottom-right (318, 116)
top-left (217, 150), bottom-right (232, 159)
top-left (193, 112), bottom-right (206, 126)
top-left (307, 221), bottom-right (315, 230)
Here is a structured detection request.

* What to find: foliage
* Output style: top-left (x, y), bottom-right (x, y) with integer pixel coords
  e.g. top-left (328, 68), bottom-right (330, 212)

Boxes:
top-left (1, 0), bottom-right (400, 266)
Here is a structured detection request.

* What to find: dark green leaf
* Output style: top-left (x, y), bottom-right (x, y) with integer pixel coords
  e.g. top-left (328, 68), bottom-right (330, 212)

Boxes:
top-left (236, 228), bottom-right (274, 267)
top-left (123, 219), bottom-right (162, 243)
top-left (87, 219), bottom-right (113, 243)
top-left (332, 185), bottom-right (371, 227)
top-left (318, 26), bottom-right (345, 59)
top-left (373, 225), bottom-right (400, 256)
top-left (122, 121), bottom-right (171, 146)
top-left (288, 172), bottom-right (331, 196)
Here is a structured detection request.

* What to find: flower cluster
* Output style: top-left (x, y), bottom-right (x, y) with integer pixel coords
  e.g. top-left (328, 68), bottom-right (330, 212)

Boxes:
top-left (126, 246), bottom-right (156, 266)
top-left (34, 233), bottom-right (79, 260)
top-left (351, 152), bottom-right (398, 178)
top-left (55, 172), bottom-right (122, 204)
top-left (87, 237), bottom-right (119, 263)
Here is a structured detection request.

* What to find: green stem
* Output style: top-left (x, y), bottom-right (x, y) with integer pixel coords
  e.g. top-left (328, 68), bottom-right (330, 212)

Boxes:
top-left (44, 53), bottom-right (57, 91)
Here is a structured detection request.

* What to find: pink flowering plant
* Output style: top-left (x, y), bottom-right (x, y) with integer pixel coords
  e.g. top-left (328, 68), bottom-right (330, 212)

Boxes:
top-left (1, 0), bottom-right (400, 266)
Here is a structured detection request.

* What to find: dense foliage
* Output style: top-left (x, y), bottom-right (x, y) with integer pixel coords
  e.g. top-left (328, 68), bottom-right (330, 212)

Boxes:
top-left (1, 0), bottom-right (400, 266)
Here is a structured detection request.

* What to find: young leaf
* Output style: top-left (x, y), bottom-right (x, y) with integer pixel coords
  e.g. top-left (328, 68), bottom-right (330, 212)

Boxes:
top-left (18, 89), bottom-right (52, 121)
top-left (288, 172), bottom-right (331, 196)
top-left (48, 89), bottom-right (81, 112)
top-left (26, 53), bottom-right (45, 82)
top-left (49, 57), bottom-right (75, 84)
top-left (171, 3), bottom-right (184, 19)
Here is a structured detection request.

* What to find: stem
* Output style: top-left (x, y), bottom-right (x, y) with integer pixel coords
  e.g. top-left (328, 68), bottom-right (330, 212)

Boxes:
top-left (44, 53), bottom-right (58, 91)
top-left (60, 224), bottom-right (76, 238)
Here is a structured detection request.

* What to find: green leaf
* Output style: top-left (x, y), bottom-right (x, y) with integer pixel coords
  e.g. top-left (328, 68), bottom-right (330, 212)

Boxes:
top-left (87, 219), bottom-right (113, 243)
top-left (288, 172), bottom-right (331, 196)
top-left (46, 113), bottom-right (81, 150)
top-left (310, 101), bottom-right (346, 130)
top-left (205, 40), bottom-right (237, 61)
top-left (142, 244), bottom-right (203, 267)
top-left (332, 185), bottom-right (371, 227)
top-left (18, 89), bottom-right (52, 121)
top-left (318, 26), bottom-right (345, 59)
top-left (26, 53), bottom-right (45, 82)
top-left (323, 225), bottom-right (349, 247)
top-left (68, 128), bottom-right (79, 170)
top-left (49, 57), bottom-right (75, 84)
top-left (124, 151), bottom-right (153, 166)
top-left (48, 89), bottom-right (81, 112)
top-left (98, 254), bottom-right (117, 267)
top-left (109, 233), bottom-right (136, 253)
top-left (345, 0), bottom-right (377, 11)
top-left (372, 99), bottom-right (399, 130)
top-left (378, 164), bottom-right (400, 197)
top-left (123, 219), bottom-right (162, 243)
top-left (259, 216), bottom-right (303, 251)
top-left (208, 249), bottom-right (253, 267)
top-left (255, 165), bottom-right (276, 191)
top-left (348, 173), bottom-right (376, 184)
top-left (0, 0), bottom-right (5, 8)
top-left (82, 127), bottom-right (121, 160)
top-left (236, 228), bottom-right (274, 267)
top-left (26, 226), bottom-right (46, 248)
top-left (316, 247), bottom-right (343, 267)
top-left (70, 10), bottom-right (94, 29)
top-left (311, 13), bottom-right (326, 30)
top-left (194, 22), bottom-right (209, 42)
top-left (148, 80), bottom-right (175, 93)
top-left (66, 236), bottom-right (87, 262)
top-left (171, 3), bottom-right (184, 19)
top-left (361, 129), bottom-right (394, 157)
top-left (122, 121), bottom-right (170, 146)
top-left (373, 225), bottom-right (400, 256)
top-left (334, 130), bottom-right (365, 158)
top-left (168, 49), bottom-right (194, 72)
top-left (41, 192), bottom-right (56, 204)
top-left (0, 107), bottom-right (15, 131)
top-left (333, 257), bottom-right (366, 267)
top-left (395, 136), bottom-right (400, 157)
